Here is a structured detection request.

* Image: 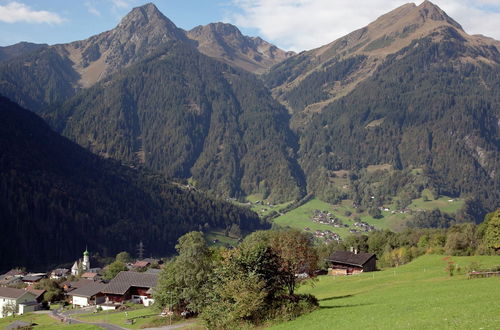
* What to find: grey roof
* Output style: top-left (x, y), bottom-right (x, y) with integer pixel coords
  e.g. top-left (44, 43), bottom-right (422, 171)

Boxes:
top-left (0, 287), bottom-right (31, 299)
top-left (145, 268), bottom-right (161, 274)
top-left (328, 251), bottom-right (376, 267)
top-left (102, 271), bottom-right (157, 295)
top-left (22, 274), bottom-right (45, 282)
top-left (7, 320), bottom-right (32, 330)
top-left (68, 282), bottom-right (106, 298)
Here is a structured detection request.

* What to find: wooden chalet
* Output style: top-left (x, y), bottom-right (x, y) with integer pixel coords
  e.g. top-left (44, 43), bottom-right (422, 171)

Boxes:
top-left (327, 250), bottom-right (377, 275)
top-left (101, 271), bottom-right (157, 306)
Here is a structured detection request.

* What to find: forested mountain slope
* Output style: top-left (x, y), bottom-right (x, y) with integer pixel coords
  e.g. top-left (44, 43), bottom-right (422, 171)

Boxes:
top-left (48, 41), bottom-right (305, 202)
top-left (0, 96), bottom-right (265, 271)
top-left (269, 2), bottom-right (500, 215)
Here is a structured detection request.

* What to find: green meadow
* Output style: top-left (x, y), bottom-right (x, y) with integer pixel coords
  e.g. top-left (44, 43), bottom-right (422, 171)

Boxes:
top-left (271, 195), bottom-right (463, 239)
top-left (270, 255), bottom-right (500, 329)
top-left (0, 312), bottom-right (99, 329)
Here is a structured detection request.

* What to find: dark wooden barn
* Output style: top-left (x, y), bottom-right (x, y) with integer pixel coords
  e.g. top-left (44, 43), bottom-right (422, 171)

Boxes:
top-left (327, 250), bottom-right (377, 275)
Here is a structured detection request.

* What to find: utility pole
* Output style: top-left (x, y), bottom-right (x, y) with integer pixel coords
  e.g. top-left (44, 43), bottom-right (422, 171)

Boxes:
top-left (137, 241), bottom-right (145, 260)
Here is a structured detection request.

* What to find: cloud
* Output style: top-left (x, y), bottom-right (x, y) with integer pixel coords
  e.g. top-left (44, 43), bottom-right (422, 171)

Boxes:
top-left (0, 1), bottom-right (65, 24)
top-left (110, 0), bottom-right (134, 9)
top-left (227, 0), bottom-right (500, 51)
top-left (85, 1), bottom-right (101, 16)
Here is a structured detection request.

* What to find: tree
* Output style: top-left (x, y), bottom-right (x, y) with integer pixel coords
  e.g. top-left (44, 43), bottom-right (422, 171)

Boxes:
top-left (34, 279), bottom-right (62, 303)
top-left (267, 229), bottom-right (318, 296)
top-left (103, 261), bottom-right (127, 280)
top-left (115, 251), bottom-right (131, 263)
top-left (482, 210), bottom-right (500, 252)
top-left (154, 231), bottom-right (213, 313)
top-left (1, 301), bottom-right (17, 318)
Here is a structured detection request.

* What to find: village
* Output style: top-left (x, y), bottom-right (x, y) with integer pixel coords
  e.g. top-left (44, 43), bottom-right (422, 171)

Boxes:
top-left (0, 248), bottom-right (162, 325)
top-left (0, 244), bottom-right (380, 327)
top-left (308, 209), bottom-right (376, 241)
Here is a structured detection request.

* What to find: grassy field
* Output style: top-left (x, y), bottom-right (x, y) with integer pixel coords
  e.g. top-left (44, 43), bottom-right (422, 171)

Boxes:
top-left (74, 306), bottom-right (160, 329)
top-left (272, 198), bottom-right (400, 237)
top-left (240, 194), bottom-right (292, 217)
top-left (0, 312), bottom-right (99, 329)
top-left (205, 230), bottom-right (239, 248)
top-left (270, 255), bottom-right (500, 330)
top-left (271, 193), bottom-right (464, 239)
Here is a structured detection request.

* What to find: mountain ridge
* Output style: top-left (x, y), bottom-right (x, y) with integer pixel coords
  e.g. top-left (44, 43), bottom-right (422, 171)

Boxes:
top-left (265, 1), bottom-right (500, 116)
top-left (187, 22), bottom-right (294, 74)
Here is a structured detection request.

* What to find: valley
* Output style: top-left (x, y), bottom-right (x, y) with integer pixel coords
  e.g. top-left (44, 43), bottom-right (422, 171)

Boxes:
top-left (0, 1), bottom-right (498, 329)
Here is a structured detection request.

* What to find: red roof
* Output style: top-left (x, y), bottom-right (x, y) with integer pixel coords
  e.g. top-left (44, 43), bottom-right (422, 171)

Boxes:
top-left (133, 261), bottom-right (150, 268)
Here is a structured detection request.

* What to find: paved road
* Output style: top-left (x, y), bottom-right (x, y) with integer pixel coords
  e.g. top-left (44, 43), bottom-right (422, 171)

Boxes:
top-left (49, 307), bottom-right (198, 329)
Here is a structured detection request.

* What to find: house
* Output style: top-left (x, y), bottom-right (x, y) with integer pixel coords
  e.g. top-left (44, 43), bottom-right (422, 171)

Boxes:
top-left (0, 269), bottom-right (26, 287)
top-left (21, 273), bottom-right (46, 286)
top-left (50, 268), bottom-right (69, 280)
top-left (67, 282), bottom-right (106, 307)
top-left (25, 288), bottom-right (45, 304)
top-left (132, 260), bottom-right (150, 269)
top-left (81, 272), bottom-right (100, 281)
top-left (6, 320), bottom-right (32, 330)
top-left (0, 287), bottom-right (39, 317)
top-left (101, 271), bottom-right (157, 306)
top-left (61, 279), bottom-right (94, 295)
top-left (327, 250), bottom-right (377, 275)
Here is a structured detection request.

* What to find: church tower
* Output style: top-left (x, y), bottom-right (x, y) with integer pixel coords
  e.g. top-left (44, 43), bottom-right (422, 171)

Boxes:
top-left (82, 248), bottom-right (90, 271)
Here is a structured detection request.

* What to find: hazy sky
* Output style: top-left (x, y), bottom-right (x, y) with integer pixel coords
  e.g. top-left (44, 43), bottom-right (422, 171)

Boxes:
top-left (1, 0), bottom-right (499, 51)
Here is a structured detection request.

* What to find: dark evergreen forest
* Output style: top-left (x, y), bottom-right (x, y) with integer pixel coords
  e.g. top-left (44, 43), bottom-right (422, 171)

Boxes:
top-left (0, 96), bottom-right (267, 271)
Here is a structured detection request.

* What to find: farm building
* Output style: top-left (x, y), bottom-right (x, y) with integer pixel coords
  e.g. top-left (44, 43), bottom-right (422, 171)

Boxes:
top-left (327, 250), bottom-right (377, 275)
top-left (101, 271), bottom-right (157, 306)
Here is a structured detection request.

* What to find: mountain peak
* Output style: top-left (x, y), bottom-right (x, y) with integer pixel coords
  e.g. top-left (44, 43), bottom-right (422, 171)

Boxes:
top-left (117, 2), bottom-right (179, 34)
top-left (187, 22), bottom-right (293, 74)
top-left (416, 0), bottom-right (462, 30)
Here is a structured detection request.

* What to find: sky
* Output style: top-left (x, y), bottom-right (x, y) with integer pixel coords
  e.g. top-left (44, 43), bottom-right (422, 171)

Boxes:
top-left (0, 0), bottom-right (499, 51)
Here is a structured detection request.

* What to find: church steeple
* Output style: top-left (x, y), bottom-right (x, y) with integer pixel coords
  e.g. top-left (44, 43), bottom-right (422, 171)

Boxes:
top-left (82, 247), bottom-right (90, 271)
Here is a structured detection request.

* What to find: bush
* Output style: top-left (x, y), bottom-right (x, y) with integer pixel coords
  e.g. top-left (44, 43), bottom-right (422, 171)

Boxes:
top-left (267, 294), bottom-right (319, 322)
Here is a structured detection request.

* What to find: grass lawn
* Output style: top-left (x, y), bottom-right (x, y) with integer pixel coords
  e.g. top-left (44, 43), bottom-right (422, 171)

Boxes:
top-left (205, 230), bottom-right (239, 248)
top-left (74, 306), bottom-right (160, 329)
top-left (270, 255), bottom-right (500, 329)
top-left (0, 312), bottom-right (99, 329)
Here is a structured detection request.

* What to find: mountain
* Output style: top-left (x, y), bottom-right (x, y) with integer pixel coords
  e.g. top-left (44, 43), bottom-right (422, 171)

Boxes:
top-left (0, 3), bottom-right (188, 112)
top-left (0, 3), bottom-right (290, 113)
top-left (187, 23), bottom-right (294, 74)
top-left (0, 4), bottom-right (302, 202)
top-left (265, 1), bottom-right (499, 117)
top-left (48, 40), bottom-right (305, 202)
top-left (0, 42), bottom-right (47, 62)
top-left (265, 1), bottom-right (500, 214)
top-left (0, 96), bottom-right (266, 271)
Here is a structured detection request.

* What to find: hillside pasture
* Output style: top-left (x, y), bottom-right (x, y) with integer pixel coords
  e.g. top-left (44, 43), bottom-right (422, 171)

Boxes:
top-left (270, 255), bottom-right (500, 329)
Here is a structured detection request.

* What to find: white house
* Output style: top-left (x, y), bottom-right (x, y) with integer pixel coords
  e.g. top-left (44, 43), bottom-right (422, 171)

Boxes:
top-left (0, 287), bottom-right (38, 318)
top-left (67, 282), bottom-right (106, 307)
